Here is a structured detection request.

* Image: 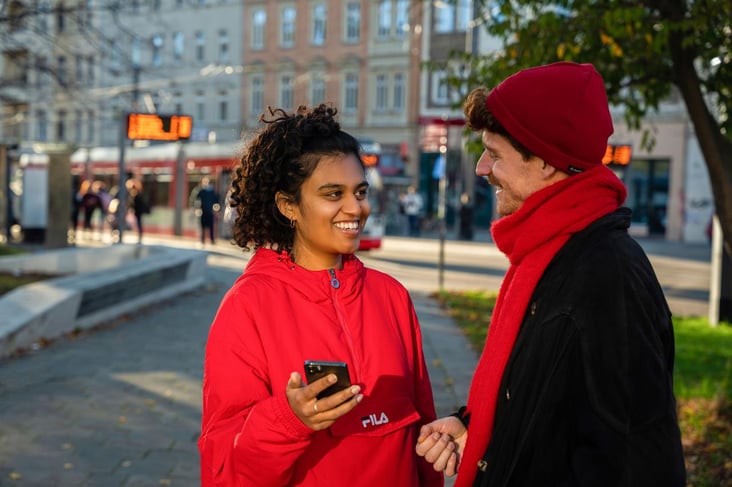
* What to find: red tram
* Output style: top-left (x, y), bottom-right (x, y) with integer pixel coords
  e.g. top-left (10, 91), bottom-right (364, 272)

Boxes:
top-left (70, 140), bottom-right (384, 249)
top-left (71, 141), bottom-right (240, 239)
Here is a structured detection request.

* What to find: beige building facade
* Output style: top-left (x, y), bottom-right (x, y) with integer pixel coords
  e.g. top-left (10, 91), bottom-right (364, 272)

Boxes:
top-left (0, 0), bottom-right (245, 148)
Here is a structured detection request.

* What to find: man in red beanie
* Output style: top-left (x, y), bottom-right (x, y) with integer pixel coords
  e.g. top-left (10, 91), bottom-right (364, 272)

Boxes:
top-left (416, 62), bottom-right (686, 486)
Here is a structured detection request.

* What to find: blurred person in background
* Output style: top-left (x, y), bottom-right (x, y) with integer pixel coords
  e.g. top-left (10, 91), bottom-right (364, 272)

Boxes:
top-left (191, 177), bottom-right (221, 246)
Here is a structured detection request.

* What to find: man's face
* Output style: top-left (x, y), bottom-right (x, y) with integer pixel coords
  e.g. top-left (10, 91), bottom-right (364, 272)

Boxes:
top-left (475, 131), bottom-right (550, 217)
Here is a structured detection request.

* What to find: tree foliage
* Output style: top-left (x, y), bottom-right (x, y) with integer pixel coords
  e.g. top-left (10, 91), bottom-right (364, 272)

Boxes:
top-left (448, 0), bottom-right (732, 255)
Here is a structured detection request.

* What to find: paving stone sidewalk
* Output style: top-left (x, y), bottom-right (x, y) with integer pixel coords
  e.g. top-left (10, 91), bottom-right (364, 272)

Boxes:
top-left (0, 255), bottom-right (475, 487)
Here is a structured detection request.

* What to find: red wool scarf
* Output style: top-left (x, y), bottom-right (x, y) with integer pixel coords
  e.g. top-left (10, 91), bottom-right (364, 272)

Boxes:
top-left (454, 166), bottom-right (627, 487)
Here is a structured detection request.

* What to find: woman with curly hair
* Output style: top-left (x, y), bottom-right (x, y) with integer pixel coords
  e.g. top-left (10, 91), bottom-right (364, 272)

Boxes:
top-left (199, 104), bottom-right (443, 487)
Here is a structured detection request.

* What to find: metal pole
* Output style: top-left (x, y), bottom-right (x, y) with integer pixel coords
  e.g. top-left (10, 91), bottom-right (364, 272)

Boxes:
top-left (1, 144), bottom-right (9, 242)
top-left (116, 113), bottom-right (127, 244)
top-left (173, 141), bottom-right (186, 236)
top-left (437, 144), bottom-right (448, 290)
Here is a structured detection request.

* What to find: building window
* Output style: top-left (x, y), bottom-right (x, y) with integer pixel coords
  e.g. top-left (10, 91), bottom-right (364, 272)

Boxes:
top-left (87, 56), bottom-right (94, 86)
top-left (56, 2), bottom-right (65, 33)
top-left (34, 56), bottom-right (45, 89)
top-left (38, 1), bottom-right (50, 31)
top-left (196, 91), bottom-right (205, 121)
top-left (251, 75), bottom-right (264, 115)
top-left (75, 55), bottom-right (83, 85)
top-left (75, 110), bottom-right (83, 144)
top-left (110, 41), bottom-right (121, 71)
top-left (218, 29), bottom-right (229, 63)
top-left (56, 110), bottom-right (66, 141)
top-left (311, 74), bottom-right (325, 105)
top-left (57, 56), bottom-right (66, 86)
top-left (84, 0), bottom-right (94, 25)
top-left (251, 8), bottom-right (266, 49)
top-left (431, 69), bottom-right (449, 105)
top-left (195, 31), bottom-right (205, 61)
top-left (219, 96), bottom-right (228, 122)
top-left (395, 0), bottom-right (409, 38)
top-left (37, 110), bottom-right (47, 141)
top-left (131, 38), bottom-right (142, 67)
top-left (377, 1), bottom-right (391, 39)
top-left (87, 110), bottom-right (94, 143)
top-left (152, 34), bottom-right (163, 67)
top-left (312, 4), bottom-right (327, 46)
top-left (344, 73), bottom-right (358, 113)
top-left (345, 2), bottom-right (360, 42)
top-left (375, 74), bottom-right (388, 112)
top-left (393, 72), bottom-right (405, 111)
top-left (174, 32), bottom-right (184, 62)
top-left (280, 75), bottom-right (294, 109)
top-left (377, 0), bottom-right (411, 39)
top-left (457, 0), bottom-right (472, 31)
top-left (280, 6), bottom-right (296, 48)
top-left (434, 0), bottom-right (472, 33)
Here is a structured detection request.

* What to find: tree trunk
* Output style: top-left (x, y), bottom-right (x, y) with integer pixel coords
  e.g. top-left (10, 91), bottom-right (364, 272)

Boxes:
top-left (668, 26), bottom-right (732, 322)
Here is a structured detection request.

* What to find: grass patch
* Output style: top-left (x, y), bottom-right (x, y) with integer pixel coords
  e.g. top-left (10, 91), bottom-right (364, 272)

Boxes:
top-left (674, 317), bottom-right (732, 400)
top-left (0, 272), bottom-right (57, 296)
top-left (0, 247), bottom-right (56, 296)
top-left (0, 246), bottom-right (25, 257)
top-left (433, 289), bottom-right (732, 487)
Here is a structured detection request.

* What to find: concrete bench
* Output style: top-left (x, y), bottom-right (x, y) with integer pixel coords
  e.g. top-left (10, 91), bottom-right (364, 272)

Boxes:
top-left (0, 245), bottom-right (207, 359)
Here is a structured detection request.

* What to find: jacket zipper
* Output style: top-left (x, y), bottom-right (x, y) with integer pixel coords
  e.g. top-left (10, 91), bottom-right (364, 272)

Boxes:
top-left (328, 268), bottom-right (360, 382)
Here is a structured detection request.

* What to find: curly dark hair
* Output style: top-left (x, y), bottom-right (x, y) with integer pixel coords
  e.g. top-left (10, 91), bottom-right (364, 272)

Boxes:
top-left (463, 87), bottom-right (533, 161)
top-left (228, 104), bottom-right (364, 253)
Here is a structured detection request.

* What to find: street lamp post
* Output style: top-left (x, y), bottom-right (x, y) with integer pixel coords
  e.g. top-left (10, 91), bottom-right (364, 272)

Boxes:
top-left (437, 143), bottom-right (448, 290)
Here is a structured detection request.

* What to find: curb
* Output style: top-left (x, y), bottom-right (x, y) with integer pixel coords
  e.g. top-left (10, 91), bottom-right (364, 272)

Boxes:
top-left (0, 245), bottom-right (207, 359)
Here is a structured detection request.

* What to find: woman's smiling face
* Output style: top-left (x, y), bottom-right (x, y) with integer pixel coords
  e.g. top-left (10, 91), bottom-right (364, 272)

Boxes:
top-left (287, 153), bottom-right (370, 270)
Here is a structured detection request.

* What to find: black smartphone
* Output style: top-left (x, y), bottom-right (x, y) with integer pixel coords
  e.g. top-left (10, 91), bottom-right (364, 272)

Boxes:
top-left (304, 360), bottom-right (351, 400)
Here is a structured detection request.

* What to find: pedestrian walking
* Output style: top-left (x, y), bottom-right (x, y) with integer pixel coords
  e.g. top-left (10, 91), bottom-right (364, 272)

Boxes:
top-left (458, 193), bottom-right (474, 240)
top-left (126, 178), bottom-right (149, 244)
top-left (415, 62), bottom-right (686, 486)
top-left (199, 104), bottom-right (442, 487)
top-left (401, 185), bottom-right (424, 236)
top-left (191, 177), bottom-right (220, 245)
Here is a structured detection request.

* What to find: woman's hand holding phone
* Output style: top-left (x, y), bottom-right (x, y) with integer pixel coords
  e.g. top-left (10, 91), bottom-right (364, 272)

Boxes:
top-left (285, 371), bottom-right (363, 431)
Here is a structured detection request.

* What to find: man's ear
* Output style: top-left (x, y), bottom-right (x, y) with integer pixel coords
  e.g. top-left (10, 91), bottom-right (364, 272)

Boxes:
top-left (539, 158), bottom-right (569, 183)
top-left (275, 192), bottom-right (293, 220)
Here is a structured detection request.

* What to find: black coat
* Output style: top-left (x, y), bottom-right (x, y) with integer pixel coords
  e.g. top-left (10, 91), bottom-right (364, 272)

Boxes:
top-left (474, 208), bottom-right (686, 487)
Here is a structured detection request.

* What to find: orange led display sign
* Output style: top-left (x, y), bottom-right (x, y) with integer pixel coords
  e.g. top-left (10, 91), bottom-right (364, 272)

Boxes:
top-left (126, 113), bottom-right (193, 141)
top-left (602, 144), bottom-right (632, 166)
top-left (362, 153), bottom-right (379, 166)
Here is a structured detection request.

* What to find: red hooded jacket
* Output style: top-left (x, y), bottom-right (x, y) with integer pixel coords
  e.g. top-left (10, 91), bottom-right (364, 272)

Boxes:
top-left (199, 249), bottom-right (442, 487)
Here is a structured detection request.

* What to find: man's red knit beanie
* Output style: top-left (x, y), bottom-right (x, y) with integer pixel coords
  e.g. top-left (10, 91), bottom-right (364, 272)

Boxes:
top-left (486, 62), bottom-right (613, 174)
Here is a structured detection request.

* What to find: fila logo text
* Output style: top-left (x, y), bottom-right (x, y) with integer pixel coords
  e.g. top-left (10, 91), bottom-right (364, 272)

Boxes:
top-left (361, 412), bottom-right (389, 428)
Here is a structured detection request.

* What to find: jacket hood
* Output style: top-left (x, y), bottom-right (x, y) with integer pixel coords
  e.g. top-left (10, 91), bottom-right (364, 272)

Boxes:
top-left (242, 248), bottom-right (366, 304)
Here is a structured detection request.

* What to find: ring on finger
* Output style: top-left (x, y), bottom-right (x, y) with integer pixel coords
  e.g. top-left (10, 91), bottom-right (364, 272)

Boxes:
top-left (313, 401), bottom-right (319, 413)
